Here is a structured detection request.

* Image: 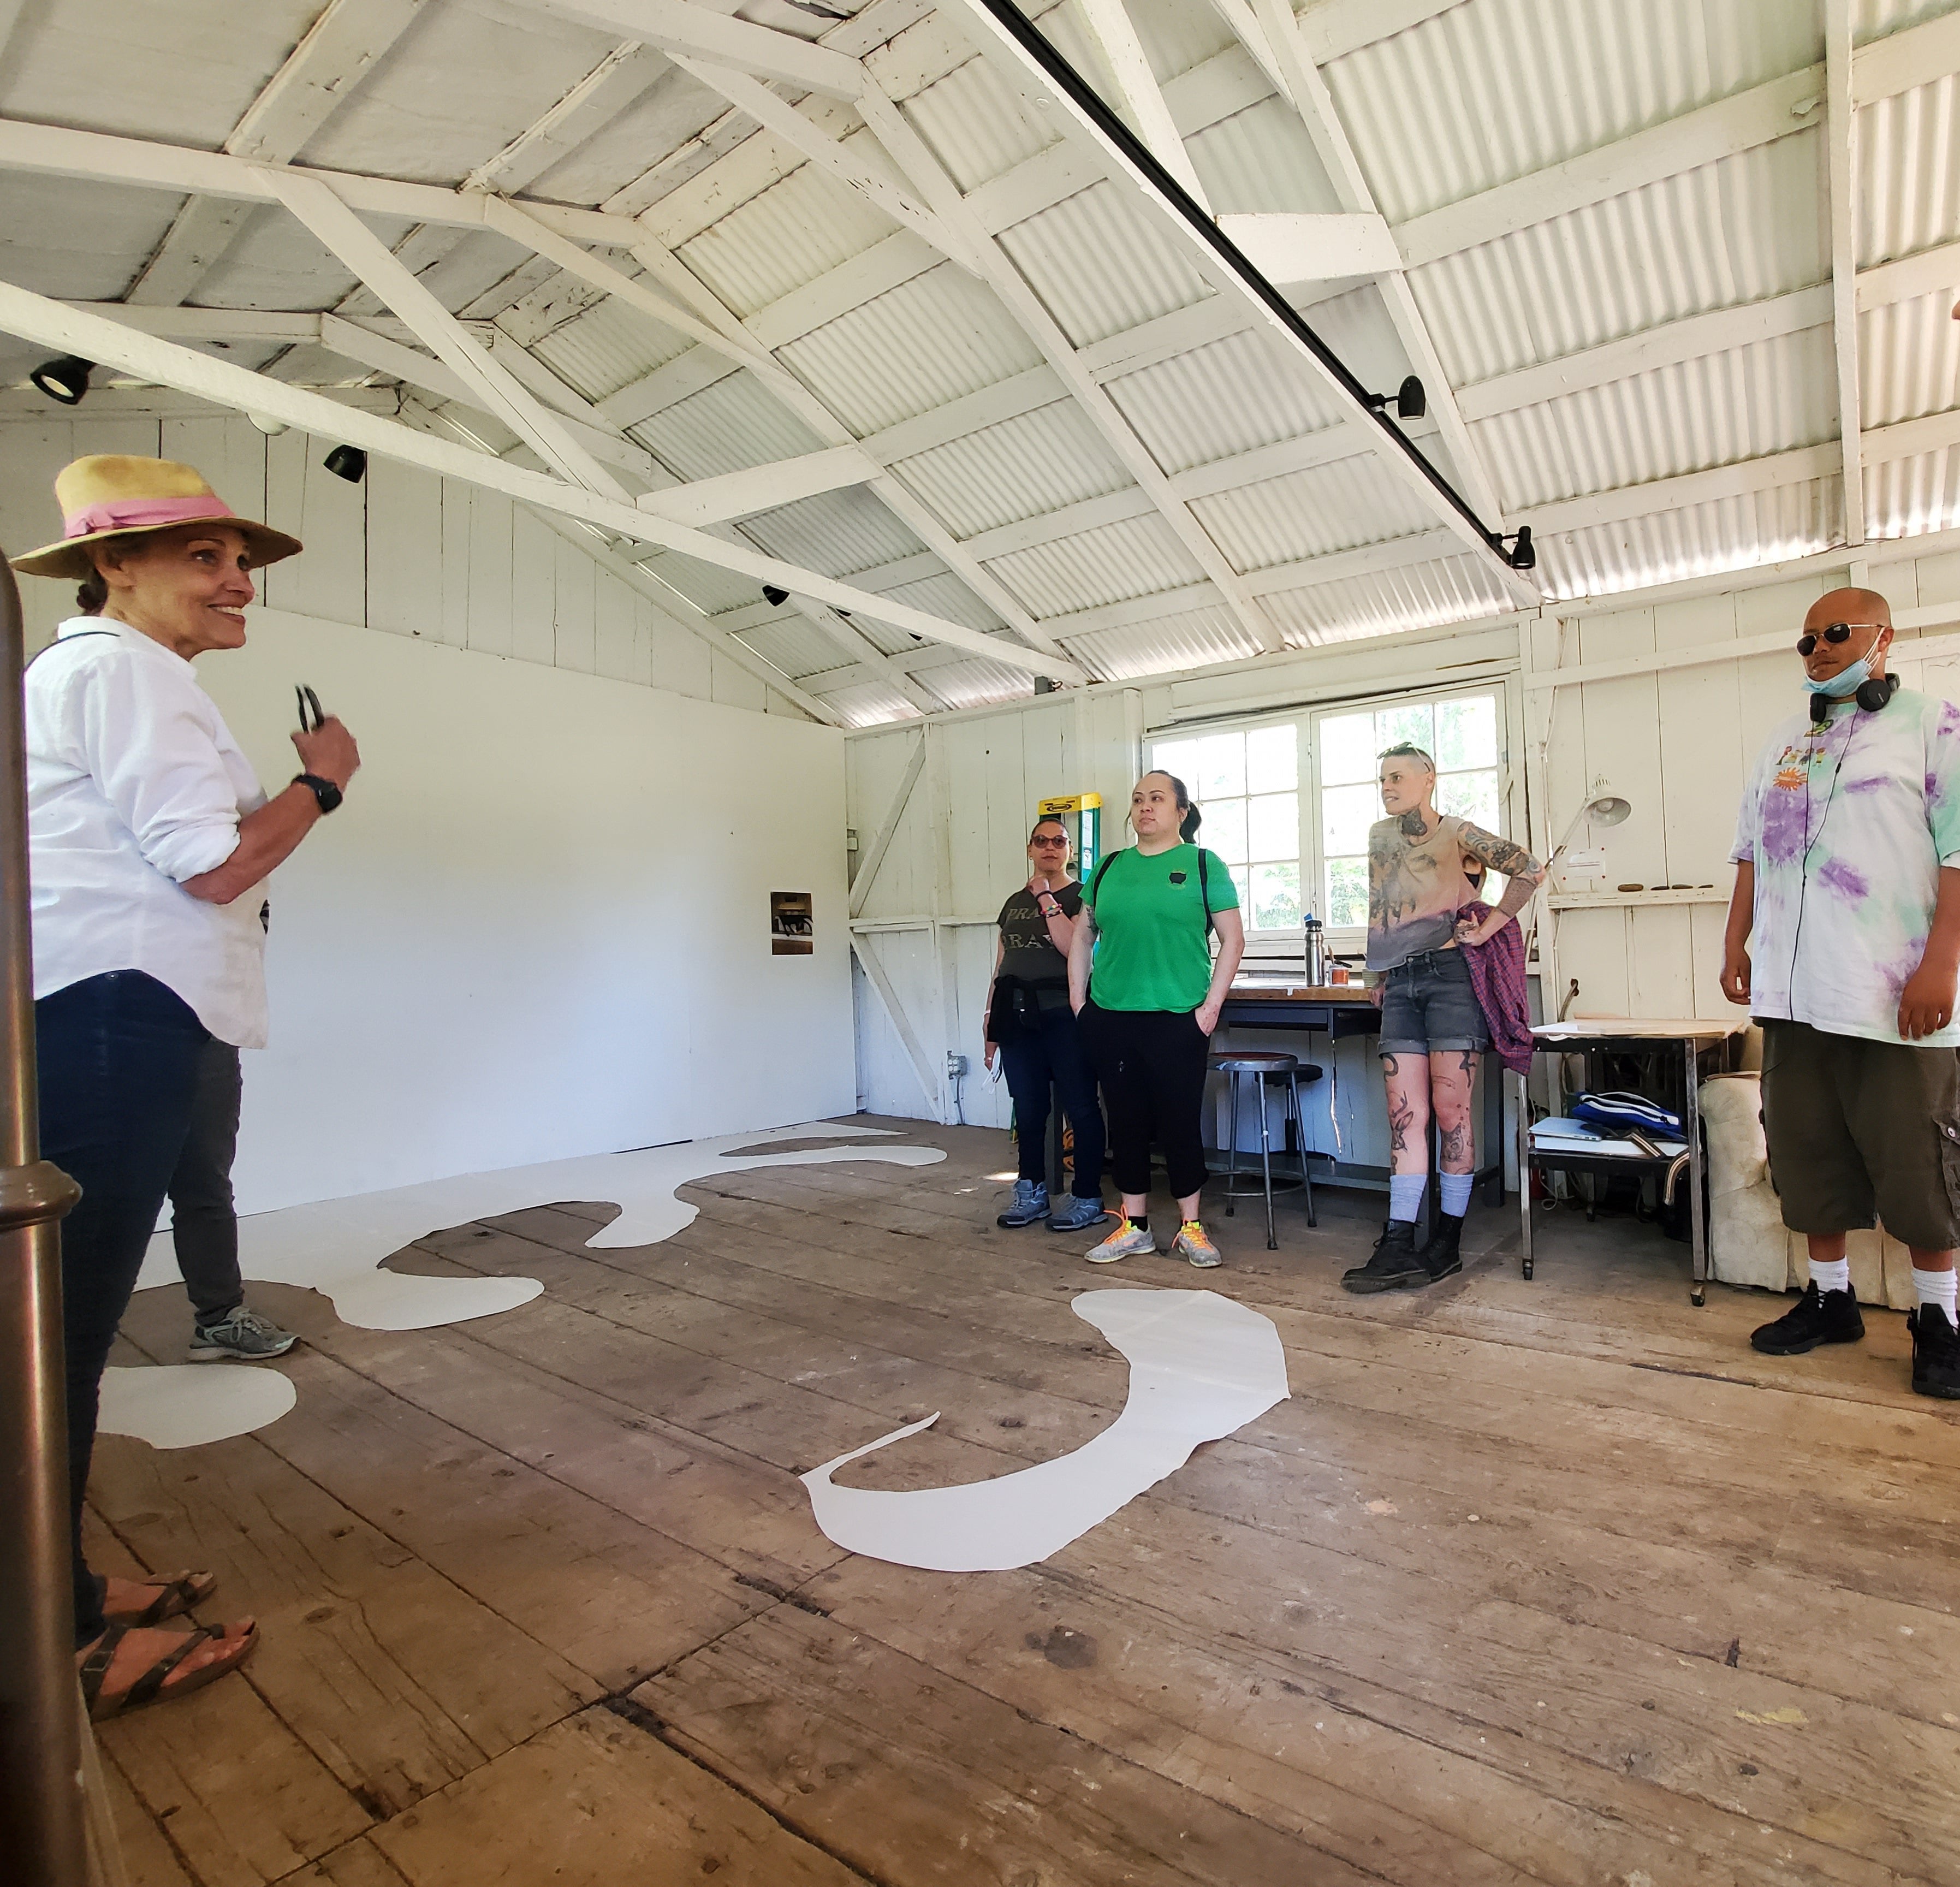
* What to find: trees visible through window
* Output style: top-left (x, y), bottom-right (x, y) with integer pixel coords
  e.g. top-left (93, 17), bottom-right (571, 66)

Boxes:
top-left (1317, 693), bottom-right (1504, 928)
top-left (1149, 725), bottom-right (1301, 931)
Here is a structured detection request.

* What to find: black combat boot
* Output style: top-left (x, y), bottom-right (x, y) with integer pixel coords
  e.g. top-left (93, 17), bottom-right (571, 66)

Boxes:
top-left (1342, 1220), bottom-right (1424, 1293)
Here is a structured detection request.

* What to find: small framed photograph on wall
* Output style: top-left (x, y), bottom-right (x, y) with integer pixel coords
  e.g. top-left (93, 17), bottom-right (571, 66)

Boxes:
top-left (770, 891), bottom-right (813, 955)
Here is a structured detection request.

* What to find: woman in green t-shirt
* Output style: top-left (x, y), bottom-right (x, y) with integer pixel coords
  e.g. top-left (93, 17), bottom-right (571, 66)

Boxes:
top-left (1067, 770), bottom-right (1244, 1267)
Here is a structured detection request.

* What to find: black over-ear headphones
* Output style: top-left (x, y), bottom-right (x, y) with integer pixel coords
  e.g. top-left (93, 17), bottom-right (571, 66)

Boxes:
top-left (1809, 670), bottom-right (1900, 726)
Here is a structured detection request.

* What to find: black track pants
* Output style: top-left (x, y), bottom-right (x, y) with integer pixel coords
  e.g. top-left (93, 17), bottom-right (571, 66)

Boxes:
top-left (1079, 1000), bottom-right (1210, 1200)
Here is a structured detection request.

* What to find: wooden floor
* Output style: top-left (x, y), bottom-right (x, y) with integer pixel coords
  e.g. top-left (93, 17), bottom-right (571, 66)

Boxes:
top-left (92, 1118), bottom-right (1960, 1887)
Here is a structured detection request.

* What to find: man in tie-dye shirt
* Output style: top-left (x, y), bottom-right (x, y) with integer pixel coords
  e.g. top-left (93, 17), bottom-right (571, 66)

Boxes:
top-left (1722, 586), bottom-right (1960, 1399)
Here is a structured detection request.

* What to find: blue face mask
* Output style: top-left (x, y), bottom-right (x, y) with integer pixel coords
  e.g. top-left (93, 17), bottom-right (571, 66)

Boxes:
top-left (1805, 654), bottom-right (1872, 700)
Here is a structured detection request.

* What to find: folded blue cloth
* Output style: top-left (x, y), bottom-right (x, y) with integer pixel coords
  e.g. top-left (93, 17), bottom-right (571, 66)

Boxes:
top-left (1571, 1090), bottom-right (1684, 1135)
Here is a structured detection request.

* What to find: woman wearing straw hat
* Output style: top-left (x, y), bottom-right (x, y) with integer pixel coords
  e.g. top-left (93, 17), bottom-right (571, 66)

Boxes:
top-left (13, 454), bottom-right (361, 1718)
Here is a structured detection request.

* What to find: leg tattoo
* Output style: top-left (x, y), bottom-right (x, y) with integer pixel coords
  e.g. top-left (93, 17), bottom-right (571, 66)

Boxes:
top-left (1440, 1118), bottom-right (1474, 1173)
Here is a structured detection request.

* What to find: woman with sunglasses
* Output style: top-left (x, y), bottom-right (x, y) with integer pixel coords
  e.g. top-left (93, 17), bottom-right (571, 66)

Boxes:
top-left (984, 817), bottom-right (1109, 1233)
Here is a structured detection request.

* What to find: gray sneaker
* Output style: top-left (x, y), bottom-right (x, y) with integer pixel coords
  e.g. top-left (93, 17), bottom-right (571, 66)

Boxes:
top-left (189, 1306), bottom-right (298, 1362)
top-left (996, 1179), bottom-right (1049, 1228)
top-left (1047, 1194), bottom-right (1109, 1233)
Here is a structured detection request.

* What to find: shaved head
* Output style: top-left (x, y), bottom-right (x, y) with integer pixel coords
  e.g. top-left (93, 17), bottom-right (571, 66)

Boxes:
top-left (1805, 586), bottom-right (1892, 631)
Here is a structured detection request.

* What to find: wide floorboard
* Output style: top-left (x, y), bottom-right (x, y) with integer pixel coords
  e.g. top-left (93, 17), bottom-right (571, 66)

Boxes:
top-left (92, 1118), bottom-right (1960, 1886)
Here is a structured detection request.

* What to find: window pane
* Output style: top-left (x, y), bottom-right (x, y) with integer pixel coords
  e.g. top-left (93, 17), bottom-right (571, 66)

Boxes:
top-left (1245, 724), bottom-right (1297, 792)
top-left (1252, 861), bottom-right (1301, 930)
top-left (1193, 731), bottom-right (1245, 800)
top-left (1318, 711), bottom-right (1376, 785)
top-left (1207, 796), bottom-right (1249, 864)
top-left (1247, 791), bottom-right (1297, 860)
top-left (1434, 694), bottom-right (1497, 771)
top-left (1436, 768), bottom-right (1500, 832)
top-left (1321, 781), bottom-right (1379, 857)
top-left (1326, 857), bottom-right (1368, 928)
top-left (1229, 864), bottom-right (1251, 912)
top-left (1151, 738), bottom-right (1197, 786)
top-left (1375, 702), bottom-right (1434, 760)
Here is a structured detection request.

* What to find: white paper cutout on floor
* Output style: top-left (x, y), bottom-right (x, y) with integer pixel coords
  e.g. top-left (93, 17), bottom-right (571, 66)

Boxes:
top-left (801, 1288), bottom-right (1289, 1572)
top-left (98, 1363), bottom-right (298, 1450)
top-left (100, 1123), bottom-right (943, 1448)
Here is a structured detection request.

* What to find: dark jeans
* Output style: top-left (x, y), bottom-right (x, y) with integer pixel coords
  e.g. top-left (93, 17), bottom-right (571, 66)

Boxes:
top-left (36, 971), bottom-right (209, 1646)
top-left (170, 1038), bottom-right (246, 1323)
top-left (997, 1002), bottom-right (1104, 1197)
top-left (1080, 1001), bottom-right (1211, 1201)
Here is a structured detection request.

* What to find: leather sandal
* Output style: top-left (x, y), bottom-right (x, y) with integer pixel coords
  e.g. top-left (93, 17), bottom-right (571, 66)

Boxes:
top-left (102, 1570), bottom-right (218, 1628)
top-left (79, 1619), bottom-right (258, 1722)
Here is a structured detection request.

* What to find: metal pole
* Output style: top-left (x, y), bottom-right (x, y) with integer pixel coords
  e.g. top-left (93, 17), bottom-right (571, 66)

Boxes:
top-left (0, 552), bottom-right (89, 1885)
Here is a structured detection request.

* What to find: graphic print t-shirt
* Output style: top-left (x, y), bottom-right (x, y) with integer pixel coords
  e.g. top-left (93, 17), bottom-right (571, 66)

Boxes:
top-left (1366, 814), bottom-right (1481, 970)
top-left (1731, 687), bottom-right (1960, 1047)
top-left (996, 880), bottom-right (1082, 983)
top-left (1085, 843), bottom-right (1238, 1012)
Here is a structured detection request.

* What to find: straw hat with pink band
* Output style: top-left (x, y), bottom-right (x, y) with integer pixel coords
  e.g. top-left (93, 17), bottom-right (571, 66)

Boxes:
top-left (9, 454), bottom-right (302, 580)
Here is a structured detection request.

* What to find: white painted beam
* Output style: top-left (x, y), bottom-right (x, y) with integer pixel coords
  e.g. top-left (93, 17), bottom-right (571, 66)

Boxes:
top-left (1852, 8), bottom-right (1960, 105)
top-left (127, 0), bottom-right (431, 307)
top-left (265, 169), bottom-right (634, 500)
top-left (524, 0), bottom-right (869, 99)
top-left (462, 41), bottom-right (669, 193)
top-left (1826, 0), bottom-right (1866, 547)
top-left (666, 56), bottom-right (981, 272)
top-left (1217, 212), bottom-right (1399, 282)
top-left (636, 446), bottom-right (879, 526)
top-left (1294, 0), bottom-right (1465, 63)
top-left (0, 117), bottom-right (638, 247)
top-left (1074, 0), bottom-right (1213, 210)
top-left (0, 285), bottom-right (1085, 681)
top-left (853, 74), bottom-right (1287, 656)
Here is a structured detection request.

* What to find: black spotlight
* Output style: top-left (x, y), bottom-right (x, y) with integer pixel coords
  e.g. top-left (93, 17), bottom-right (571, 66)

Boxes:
top-left (323, 444), bottom-right (366, 483)
top-left (31, 355), bottom-right (93, 406)
top-left (1502, 526), bottom-right (1536, 572)
top-left (762, 584), bottom-right (789, 607)
top-left (1365, 375), bottom-right (1426, 422)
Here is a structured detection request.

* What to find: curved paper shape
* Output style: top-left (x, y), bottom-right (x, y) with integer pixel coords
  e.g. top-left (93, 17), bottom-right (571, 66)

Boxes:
top-left (801, 1288), bottom-right (1289, 1572)
top-left (98, 1363), bottom-right (297, 1449)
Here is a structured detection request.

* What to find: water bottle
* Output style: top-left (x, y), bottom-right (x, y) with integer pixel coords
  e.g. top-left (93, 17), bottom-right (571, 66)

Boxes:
top-left (1303, 913), bottom-right (1326, 986)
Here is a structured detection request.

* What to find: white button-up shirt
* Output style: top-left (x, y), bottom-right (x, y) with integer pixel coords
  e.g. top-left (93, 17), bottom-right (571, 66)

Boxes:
top-left (26, 617), bottom-right (270, 1048)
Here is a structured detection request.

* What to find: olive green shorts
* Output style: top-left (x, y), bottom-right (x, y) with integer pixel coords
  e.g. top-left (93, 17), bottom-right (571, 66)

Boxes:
top-left (1759, 1019), bottom-right (1960, 1251)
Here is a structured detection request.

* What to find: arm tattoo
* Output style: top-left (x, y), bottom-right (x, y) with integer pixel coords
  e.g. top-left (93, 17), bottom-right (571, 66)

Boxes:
top-left (1459, 821), bottom-right (1545, 886)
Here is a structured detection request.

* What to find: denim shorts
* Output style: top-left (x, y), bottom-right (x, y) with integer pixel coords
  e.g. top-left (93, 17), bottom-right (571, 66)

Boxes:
top-left (1377, 947), bottom-right (1489, 1058)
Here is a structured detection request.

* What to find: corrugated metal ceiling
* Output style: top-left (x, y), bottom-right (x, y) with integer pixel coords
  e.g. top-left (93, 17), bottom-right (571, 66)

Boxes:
top-left (0, 0), bottom-right (1955, 726)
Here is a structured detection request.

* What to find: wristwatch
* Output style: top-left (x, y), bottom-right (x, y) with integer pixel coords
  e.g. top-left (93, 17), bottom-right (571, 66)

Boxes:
top-left (294, 773), bottom-right (343, 815)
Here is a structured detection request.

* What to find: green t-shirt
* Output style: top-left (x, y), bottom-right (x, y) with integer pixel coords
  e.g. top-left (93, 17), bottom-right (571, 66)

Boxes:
top-left (1085, 843), bottom-right (1238, 1012)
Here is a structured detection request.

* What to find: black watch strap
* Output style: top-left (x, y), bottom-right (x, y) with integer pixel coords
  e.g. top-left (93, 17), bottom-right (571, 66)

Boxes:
top-left (294, 773), bottom-right (343, 815)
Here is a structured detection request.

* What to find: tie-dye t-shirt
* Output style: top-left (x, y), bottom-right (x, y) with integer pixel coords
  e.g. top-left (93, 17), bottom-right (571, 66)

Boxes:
top-left (1731, 687), bottom-right (1960, 1047)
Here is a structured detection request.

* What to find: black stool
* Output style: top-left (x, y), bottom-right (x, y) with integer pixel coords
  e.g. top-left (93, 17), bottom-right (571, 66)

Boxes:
top-left (1211, 1051), bottom-right (1322, 1249)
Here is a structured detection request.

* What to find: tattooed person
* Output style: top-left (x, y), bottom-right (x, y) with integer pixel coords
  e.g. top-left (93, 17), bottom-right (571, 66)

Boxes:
top-left (1723, 587), bottom-right (1960, 1398)
top-left (1343, 744), bottom-right (1544, 1292)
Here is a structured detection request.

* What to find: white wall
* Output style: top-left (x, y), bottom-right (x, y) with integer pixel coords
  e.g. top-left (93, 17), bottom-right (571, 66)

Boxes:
top-left (191, 610), bottom-right (852, 1212)
top-left (4, 409), bottom-right (853, 1212)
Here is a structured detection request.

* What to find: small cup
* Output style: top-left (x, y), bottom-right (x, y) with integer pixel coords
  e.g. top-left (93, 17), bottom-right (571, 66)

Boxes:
top-left (1328, 964), bottom-right (1349, 985)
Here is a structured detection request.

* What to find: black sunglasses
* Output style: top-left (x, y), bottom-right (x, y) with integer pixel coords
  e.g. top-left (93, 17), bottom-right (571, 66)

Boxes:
top-left (1030, 834), bottom-right (1069, 846)
top-left (1796, 621), bottom-right (1884, 656)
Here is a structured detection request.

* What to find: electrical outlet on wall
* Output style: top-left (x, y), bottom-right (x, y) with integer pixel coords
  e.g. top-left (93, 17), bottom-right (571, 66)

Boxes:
top-left (946, 1053), bottom-right (968, 1078)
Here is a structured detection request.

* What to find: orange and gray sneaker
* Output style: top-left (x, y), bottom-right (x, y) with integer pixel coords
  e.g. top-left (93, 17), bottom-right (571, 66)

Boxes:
top-left (1172, 1219), bottom-right (1221, 1268)
top-left (1087, 1216), bottom-right (1156, 1262)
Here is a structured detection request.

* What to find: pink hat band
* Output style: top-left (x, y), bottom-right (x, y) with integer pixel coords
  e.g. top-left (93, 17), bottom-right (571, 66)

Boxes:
top-left (64, 494), bottom-right (236, 539)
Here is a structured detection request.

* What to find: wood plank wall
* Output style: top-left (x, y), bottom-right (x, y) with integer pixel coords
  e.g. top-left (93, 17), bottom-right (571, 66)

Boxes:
top-left (0, 411), bottom-right (804, 718)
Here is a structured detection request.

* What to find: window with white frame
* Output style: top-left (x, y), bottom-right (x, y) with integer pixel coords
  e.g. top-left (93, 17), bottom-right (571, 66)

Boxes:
top-left (1148, 685), bottom-right (1509, 944)
top-left (1316, 692), bottom-right (1506, 929)
top-left (1148, 723), bottom-right (1301, 930)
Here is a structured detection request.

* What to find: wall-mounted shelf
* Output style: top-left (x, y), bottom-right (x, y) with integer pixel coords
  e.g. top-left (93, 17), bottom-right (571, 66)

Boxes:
top-left (1549, 887), bottom-right (1728, 910)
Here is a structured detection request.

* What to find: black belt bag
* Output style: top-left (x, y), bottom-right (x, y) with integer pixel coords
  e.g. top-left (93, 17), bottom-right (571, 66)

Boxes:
top-left (989, 974), bottom-right (1067, 1041)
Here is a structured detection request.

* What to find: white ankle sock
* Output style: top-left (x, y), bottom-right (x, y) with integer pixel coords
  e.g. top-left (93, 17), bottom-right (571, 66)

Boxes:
top-left (1809, 1257), bottom-right (1850, 1294)
top-left (1911, 1267), bottom-right (1958, 1321)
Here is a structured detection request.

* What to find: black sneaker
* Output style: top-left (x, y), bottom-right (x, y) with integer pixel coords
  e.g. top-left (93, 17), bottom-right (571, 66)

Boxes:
top-left (1909, 1301), bottom-right (1960, 1400)
top-left (1418, 1212), bottom-right (1465, 1283)
top-left (1342, 1221), bottom-right (1425, 1294)
top-left (1750, 1281), bottom-right (1864, 1355)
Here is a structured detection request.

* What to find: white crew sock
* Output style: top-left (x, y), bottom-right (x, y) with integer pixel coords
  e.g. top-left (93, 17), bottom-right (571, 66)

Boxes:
top-left (1438, 1171), bottom-right (1474, 1218)
top-left (1809, 1257), bottom-right (1850, 1295)
top-left (1911, 1267), bottom-right (1958, 1322)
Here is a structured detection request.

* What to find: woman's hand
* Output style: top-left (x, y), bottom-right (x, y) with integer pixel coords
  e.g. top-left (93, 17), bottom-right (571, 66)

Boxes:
top-left (293, 715), bottom-right (360, 790)
top-left (1027, 871), bottom-right (1051, 897)
top-left (983, 1040), bottom-right (997, 1072)
top-left (1194, 996), bottom-right (1222, 1037)
top-left (1453, 912), bottom-right (1504, 947)
top-left (1369, 983), bottom-right (1383, 1010)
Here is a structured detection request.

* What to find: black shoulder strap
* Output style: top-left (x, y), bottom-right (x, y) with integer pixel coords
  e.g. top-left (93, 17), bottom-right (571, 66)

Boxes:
top-left (1196, 847), bottom-right (1215, 936)
top-left (25, 629), bottom-right (119, 667)
top-left (1089, 852), bottom-right (1116, 904)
